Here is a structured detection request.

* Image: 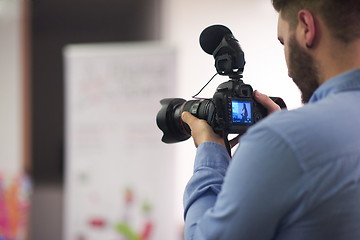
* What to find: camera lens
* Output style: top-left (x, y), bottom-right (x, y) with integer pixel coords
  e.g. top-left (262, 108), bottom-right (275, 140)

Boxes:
top-left (156, 98), bottom-right (215, 143)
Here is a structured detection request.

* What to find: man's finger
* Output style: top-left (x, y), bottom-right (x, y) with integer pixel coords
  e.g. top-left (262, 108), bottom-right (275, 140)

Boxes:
top-left (254, 90), bottom-right (281, 114)
top-left (181, 111), bottom-right (196, 126)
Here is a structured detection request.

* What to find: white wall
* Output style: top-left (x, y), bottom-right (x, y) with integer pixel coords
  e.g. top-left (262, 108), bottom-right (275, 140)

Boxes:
top-left (161, 0), bottom-right (302, 223)
top-left (0, 0), bottom-right (23, 175)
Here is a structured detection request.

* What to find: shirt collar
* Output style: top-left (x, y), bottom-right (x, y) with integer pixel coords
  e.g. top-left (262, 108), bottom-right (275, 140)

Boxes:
top-left (309, 68), bottom-right (360, 103)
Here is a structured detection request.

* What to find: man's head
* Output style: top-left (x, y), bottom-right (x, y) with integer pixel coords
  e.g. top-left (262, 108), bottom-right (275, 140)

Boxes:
top-left (272, 0), bottom-right (360, 43)
top-left (287, 34), bottom-right (320, 103)
top-left (272, 0), bottom-right (360, 103)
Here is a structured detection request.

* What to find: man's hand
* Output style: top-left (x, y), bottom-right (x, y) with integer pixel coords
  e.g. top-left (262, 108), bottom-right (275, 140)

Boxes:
top-left (254, 90), bottom-right (281, 114)
top-left (181, 90), bottom-right (281, 148)
top-left (181, 112), bottom-right (225, 148)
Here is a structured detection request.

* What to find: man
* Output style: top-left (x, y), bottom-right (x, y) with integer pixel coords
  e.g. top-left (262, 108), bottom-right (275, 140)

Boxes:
top-left (181, 0), bottom-right (360, 239)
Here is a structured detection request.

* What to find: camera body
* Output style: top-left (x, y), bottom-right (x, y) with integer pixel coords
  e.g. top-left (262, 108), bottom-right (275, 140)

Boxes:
top-left (156, 25), bottom-right (286, 143)
top-left (210, 79), bottom-right (267, 134)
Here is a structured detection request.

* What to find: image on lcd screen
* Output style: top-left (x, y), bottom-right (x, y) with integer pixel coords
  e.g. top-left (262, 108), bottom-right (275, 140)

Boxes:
top-left (232, 101), bottom-right (252, 123)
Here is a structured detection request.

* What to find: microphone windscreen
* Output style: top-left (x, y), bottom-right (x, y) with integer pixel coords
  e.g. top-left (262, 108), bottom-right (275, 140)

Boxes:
top-left (199, 25), bottom-right (232, 55)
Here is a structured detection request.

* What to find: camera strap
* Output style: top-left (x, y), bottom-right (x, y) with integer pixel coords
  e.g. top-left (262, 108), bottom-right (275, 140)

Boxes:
top-left (223, 133), bottom-right (232, 157)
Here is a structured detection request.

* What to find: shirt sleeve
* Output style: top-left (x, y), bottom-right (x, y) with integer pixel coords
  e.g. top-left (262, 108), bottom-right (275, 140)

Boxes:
top-left (183, 125), bottom-right (303, 240)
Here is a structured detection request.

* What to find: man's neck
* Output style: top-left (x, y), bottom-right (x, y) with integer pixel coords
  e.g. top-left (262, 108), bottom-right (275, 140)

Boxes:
top-left (318, 38), bottom-right (360, 84)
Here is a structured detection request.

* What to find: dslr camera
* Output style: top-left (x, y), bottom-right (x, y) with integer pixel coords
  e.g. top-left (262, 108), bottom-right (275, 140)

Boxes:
top-left (156, 25), bottom-right (286, 144)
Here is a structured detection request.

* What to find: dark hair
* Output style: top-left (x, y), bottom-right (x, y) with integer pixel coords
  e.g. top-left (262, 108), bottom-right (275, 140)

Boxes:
top-left (271, 0), bottom-right (360, 43)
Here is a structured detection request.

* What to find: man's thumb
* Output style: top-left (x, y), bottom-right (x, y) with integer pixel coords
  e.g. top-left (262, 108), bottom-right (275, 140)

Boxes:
top-left (181, 111), bottom-right (194, 125)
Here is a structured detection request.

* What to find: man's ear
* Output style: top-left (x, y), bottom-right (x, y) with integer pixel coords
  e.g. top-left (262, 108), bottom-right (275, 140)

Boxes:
top-left (297, 10), bottom-right (316, 48)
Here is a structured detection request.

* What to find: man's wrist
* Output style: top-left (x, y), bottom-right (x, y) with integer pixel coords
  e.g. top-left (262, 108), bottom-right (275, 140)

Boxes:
top-left (195, 142), bottom-right (230, 171)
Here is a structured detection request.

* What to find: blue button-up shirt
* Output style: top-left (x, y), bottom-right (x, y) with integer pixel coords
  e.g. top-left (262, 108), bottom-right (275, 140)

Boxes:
top-left (184, 69), bottom-right (360, 240)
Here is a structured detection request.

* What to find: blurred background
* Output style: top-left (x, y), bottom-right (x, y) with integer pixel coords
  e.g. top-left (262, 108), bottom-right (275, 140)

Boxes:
top-left (0, 0), bottom-right (301, 239)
